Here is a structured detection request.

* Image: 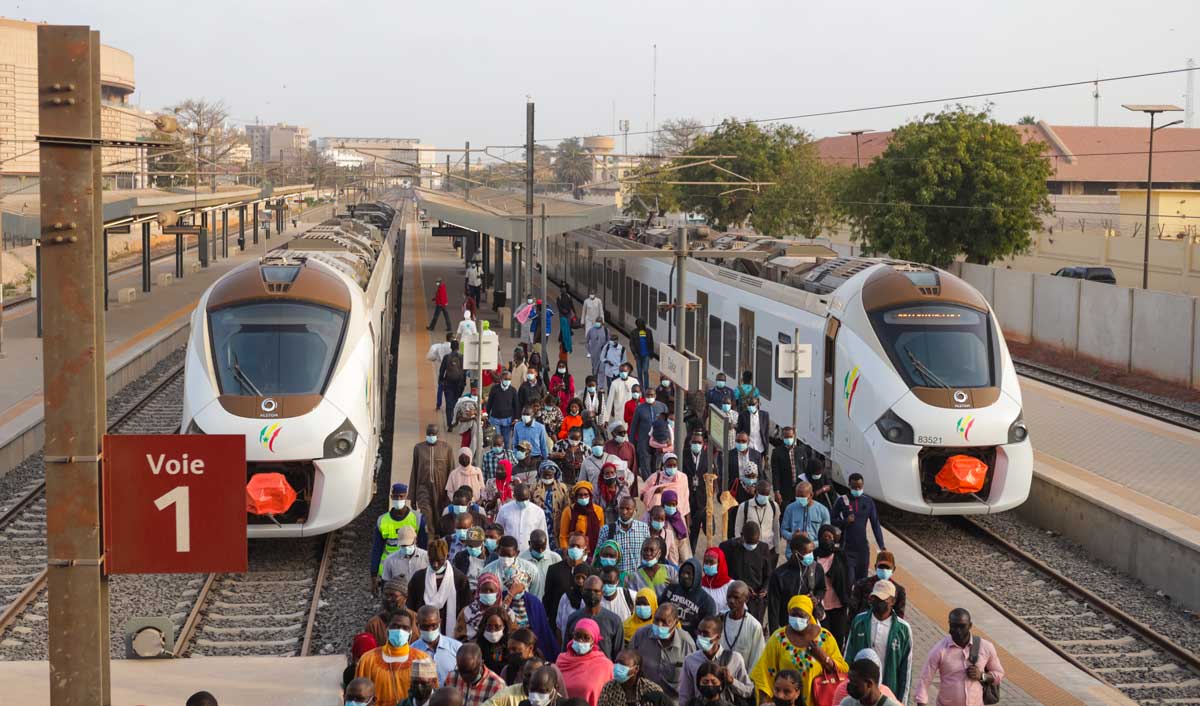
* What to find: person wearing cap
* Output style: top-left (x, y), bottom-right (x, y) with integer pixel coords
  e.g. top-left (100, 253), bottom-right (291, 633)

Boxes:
top-left (384, 526), bottom-right (432, 585)
top-left (496, 482), bottom-right (549, 552)
top-left (453, 527), bottom-right (491, 590)
top-left (594, 459), bottom-right (635, 521)
top-left (844, 580), bottom-right (913, 704)
top-left (414, 425), bottom-right (455, 527)
top-left (847, 551), bottom-right (907, 621)
top-left (830, 648), bottom-right (898, 704)
top-left (373, 483), bottom-right (429, 592)
top-left (639, 453), bottom-right (690, 523)
top-left (368, 580), bottom-right (420, 648)
top-left (398, 658), bottom-right (440, 706)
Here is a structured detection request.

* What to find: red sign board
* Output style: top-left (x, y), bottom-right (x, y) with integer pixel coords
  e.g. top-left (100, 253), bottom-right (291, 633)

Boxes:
top-left (103, 434), bottom-right (248, 574)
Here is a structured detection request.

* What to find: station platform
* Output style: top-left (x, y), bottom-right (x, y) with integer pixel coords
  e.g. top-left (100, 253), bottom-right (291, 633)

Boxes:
top-left (0, 206), bottom-right (333, 477)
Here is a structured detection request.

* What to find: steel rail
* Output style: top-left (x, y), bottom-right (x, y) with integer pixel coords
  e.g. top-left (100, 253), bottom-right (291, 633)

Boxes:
top-left (300, 532), bottom-right (336, 657)
top-left (172, 572), bottom-right (216, 658)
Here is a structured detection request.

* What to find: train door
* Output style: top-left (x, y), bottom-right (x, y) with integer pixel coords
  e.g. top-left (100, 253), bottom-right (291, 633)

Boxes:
top-left (618, 261), bottom-right (628, 325)
top-left (738, 308), bottom-right (755, 385)
top-left (695, 291), bottom-right (709, 372)
top-left (821, 317), bottom-right (841, 444)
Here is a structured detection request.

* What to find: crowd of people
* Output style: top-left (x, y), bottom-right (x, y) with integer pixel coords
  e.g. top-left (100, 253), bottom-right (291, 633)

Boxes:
top-left (345, 274), bottom-right (1007, 706)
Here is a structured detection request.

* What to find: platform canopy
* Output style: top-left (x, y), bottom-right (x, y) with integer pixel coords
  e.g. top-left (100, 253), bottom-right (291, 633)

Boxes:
top-left (415, 186), bottom-right (618, 243)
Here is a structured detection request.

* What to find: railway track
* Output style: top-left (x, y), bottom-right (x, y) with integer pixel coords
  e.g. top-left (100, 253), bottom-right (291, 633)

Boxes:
top-left (1015, 359), bottom-right (1200, 432)
top-left (887, 513), bottom-right (1200, 705)
top-left (0, 364), bottom-right (185, 652)
top-left (173, 533), bottom-right (335, 658)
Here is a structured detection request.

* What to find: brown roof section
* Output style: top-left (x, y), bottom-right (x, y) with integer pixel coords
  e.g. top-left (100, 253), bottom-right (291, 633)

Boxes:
top-left (206, 262), bottom-right (352, 312)
top-left (816, 123), bottom-right (1200, 183)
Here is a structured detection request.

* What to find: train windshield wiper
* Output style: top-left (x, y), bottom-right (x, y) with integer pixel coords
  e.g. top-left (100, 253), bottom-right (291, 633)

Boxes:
top-left (230, 352), bottom-right (263, 397)
top-left (904, 346), bottom-right (950, 389)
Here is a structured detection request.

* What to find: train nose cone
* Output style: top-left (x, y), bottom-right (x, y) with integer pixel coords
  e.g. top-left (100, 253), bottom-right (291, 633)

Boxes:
top-left (246, 473), bottom-right (298, 515)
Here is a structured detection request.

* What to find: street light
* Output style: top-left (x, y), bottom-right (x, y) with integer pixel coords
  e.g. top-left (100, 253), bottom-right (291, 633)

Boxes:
top-left (1123, 104), bottom-right (1183, 289)
top-left (838, 129), bottom-right (874, 168)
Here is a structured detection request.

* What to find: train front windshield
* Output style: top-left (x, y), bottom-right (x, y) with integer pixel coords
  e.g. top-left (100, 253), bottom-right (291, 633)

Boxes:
top-left (870, 304), bottom-right (995, 389)
top-left (209, 301), bottom-right (347, 396)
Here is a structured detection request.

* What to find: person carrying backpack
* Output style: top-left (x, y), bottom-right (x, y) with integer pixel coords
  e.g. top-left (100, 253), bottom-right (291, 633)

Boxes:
top-left (440, 343), bottom-right (467, 428)
top-left (632, 319), bottom-right (655, 389)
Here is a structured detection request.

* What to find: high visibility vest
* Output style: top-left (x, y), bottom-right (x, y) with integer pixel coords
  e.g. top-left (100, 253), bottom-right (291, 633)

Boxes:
top-left (377, 510), bottom-right (420, 575)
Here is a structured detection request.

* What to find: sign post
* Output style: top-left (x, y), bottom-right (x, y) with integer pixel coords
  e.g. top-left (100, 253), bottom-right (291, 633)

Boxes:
top-left (462, 328), bottom-right (499, 454)
top-left (103, 435), bottom-right (248, 574)
top-left (777, 335), bottom-right (813, 433)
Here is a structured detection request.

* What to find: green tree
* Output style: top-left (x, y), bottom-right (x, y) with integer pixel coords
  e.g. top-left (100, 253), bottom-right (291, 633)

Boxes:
top-left (752, 143), bottom-right (845, 238)
top-left (621, 157), bottom-right (681, 219)
top-left (842, 106), bottom-right (1052, 266)
top-left (1017, 115), bottom-right (1038, 125)
top-left (553, 138), bottom-right (594, 190)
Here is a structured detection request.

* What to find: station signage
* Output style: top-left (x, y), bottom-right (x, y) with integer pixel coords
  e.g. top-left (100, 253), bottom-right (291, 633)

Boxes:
top-left (102, 434), bottom-right (248, 574)
top-left (659, 342), bottom-right (702, 392)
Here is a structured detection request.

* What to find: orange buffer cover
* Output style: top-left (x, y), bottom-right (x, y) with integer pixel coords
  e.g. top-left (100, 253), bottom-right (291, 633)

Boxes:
top-left (934, 455), bottom-right (988, 495)
top-left (246, 472), bottom-right (298, 515)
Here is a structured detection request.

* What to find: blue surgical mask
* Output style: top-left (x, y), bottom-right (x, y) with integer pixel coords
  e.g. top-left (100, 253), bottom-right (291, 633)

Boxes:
top-left (788, 615), bottom-right (807, 632)
top-left (796, 497), bottom-right (810, 508)
top-left (567, 547), bottom-right (585, 561)
top-left (690, 443), bottom-right (702, 454)
top-left (651, 624), bottom-right (672, 640)
top-left (735, 442), bottom-right (748, 452)
top-left (783, 437), bottom-right (795, 446)
top-left (577, 497), bottom-right (590, 507)
top-left (743, 542), bottom-right (757, 552)
top-left (801, 552), bottom-right (815, 566)
top-left (600, 557), bottom-right (617, 567)
top-left (613, 663), bottom-right (632, 683)
top-left (721, 403), bottom-right (732, 413)
top-left (587, 385), bottom-right (597, 392)
top-left (419, 629), bottom-right (440, 644)
top-left (530, 550), bottom-right (545, 560)
top-left (388, 628), bottom-right (409, 647)
top-left (664, 505), bottom-right (677, 517)
top-left (716, 380), bottom-right (726, 388)
top-left (571, 640), bottom-right (592, 655)
top-left (850, 488), bottom-right (864, 498)
top-left (619, 371), bottom-right (629, 380)
top-left (747, 405), bottom-right (757, 414)
top-left (501, 380), bottom-right (512, 389)
top-left (663, 466), bottom-right (677, 477)
top-left (876, 567), bottom-right (894, 581)
top-left (592, 445), bottom-right (604, 457)
top-left (755, 493), bottom-right (770, 506)
top-left (515, 500), bottom-right (528, 510)
top-left (702, 564), bottom-right (718, 577)
top-left (456, 528), bottom-right (468, 540)
top-left (515, 450), bottom-right (527, 461)
top-left (650, 520), bottom-right (664, 531)
top-left (426, 435), bottom-right (438, 445)
top-left (467, 546), bottom-right (482, 558)
top-left (521, 415), bottom-right (533, 424)
top-left (602, 582), bottom-right (618, 597)
top-left (696, 635), bottom-right (715, 652)
top-left (479, 591), bottom-right (497, 606)
top-left (453, 504), bottom-right (467, 515)
top-left (484, 538), bottom-right (498, 552)
top-left (635, 605), bottom-right (652, 620)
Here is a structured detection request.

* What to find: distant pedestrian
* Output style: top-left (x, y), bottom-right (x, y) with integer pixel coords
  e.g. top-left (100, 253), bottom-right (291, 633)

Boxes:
top-left (467, 257), bottom-right (484, 303)
top-left (599, 337), bottom-right (630, 394)
top-left (582, 292), bottom-right (604, 332)
top-left (631, 319), bottom-right (655, 388)
top-left (813, 524), bottom-right (851, 643)
top-left (558, 290), bottom-right (576, 354)
top-left (915, 609), bottom-right (1004, 706)
top-left (412, 425), bottom-right (455, 524)
top-left (429, 278), bottom-right (452, 332)
top-left (428, 333), bottom-right (456, 411)
top-left (485, 372), bottom-right (519, 448)
top-left (833, 473), bottom-right (886, 587)
top-left (771, 427), bottom-right (805, 509)
top-left (440, 343), bottom-right (468, 428)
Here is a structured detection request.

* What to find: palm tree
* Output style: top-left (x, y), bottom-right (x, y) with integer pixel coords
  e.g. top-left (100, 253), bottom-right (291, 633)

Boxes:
top-left (553, 138), bottom-right (594, 191)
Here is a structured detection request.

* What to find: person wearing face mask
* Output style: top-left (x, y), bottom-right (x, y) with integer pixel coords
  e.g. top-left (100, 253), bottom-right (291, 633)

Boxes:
top-left (446, 643), bottom-right (507, 706)
top-left (627, 537), bottom-right (677, 596)
top-left (631, 319), bottom-right (655, 389)
top-left (367, 580), bottom-right (419, 649)
top-left (448, 512), bottom-right (477, 560)
top-left (485, 545), bottom-right (560, 661)
top-left (556, 290), bottom-right (577, 355)
top-left (512, 441), bottom-right (542, 484)
top-left (585, 321), bottom-right (608, 377)
top-left (596, 564), bottom-right (636, 622)
top-left (771, 427), bottom-right (806, 509)
top-left (545, 532), bottom-right (597, 632)
top-left (428, 332), bottom-right (456, 412)
top-left (622, 384), bottom-right (644, 430)
top-left (557, 618), bottom-right (616, 706)
top-left (597, 649), bottom-right (666, 706)
top-left (682, 431), bottom-right (712, 550)
top-left (345, 676), bottom-right (377, 706)
top-left (660, 557), bottom-right (716, 637)
top-left (481, 536), bottom-right (541, 599)
top-left (447, 448), bottom-right (485, 506)
top-left (833, 474), bottom-right (886, 589)
top-left (398, 659), bottom-right (441, 706)
top-left (780, 482), bottom-right (831, 547)
top-left (471, 602), bottom-right (516, 674)
top-left (594, 459), bottom-right (634, 519)
top-left (518, 529), bottom-right (560, 599)
top-left (603, 362), bottom-right (639, 426)
top-left (482, 432), bottom-right (518, 489)
top-left (644, 505), bottom-right (682, 567)
top-left (750, 595), bottom-right (847, 706)
top-left (698, 548), bottom-right (733, 610)
top-left (812, 525), bottom-right (851, 644)
top-left (523, 665), bottom-right (569, 706)
top-left (844, 581), bottom-right (912, 705)
top-left (428, 278), bottom-right (453, 332)
top-left (556, 400), bottom-right (584, 441)
top-left (414, 424), bottom-right (455, 524)
top-left (441, 487), bottom-right (490, 539)
top-left (486, 371), bottom-right (521, 449)
top-left (630, 387), bottom-right (667, 479)
top-left (550, 363), bottom-right (576, 409)
top-left (640, 452), bottom-right (690, 520)
top-left (717, 523), bottom-right (770, 622)
top-left (558, 481), bottom-right (605, 551)
top-left (520, 369), bottom-right (550, 413)
top-left (735, 397), bottom-right (770, 456)
top-left (598, 336), bottom-right (629, 393)
top-left (717, 582), bottom-right (765, 672)
top-left (383, 526), bottom-right (432, 586)
top-left (412, 604), bottom-right (463, 684)
top-left (630, 603), bottom-right (696, 703)
top-left (594, 496), bottom-right (649, 574)
top-left (683, 660), bottom-right (735, 706)
top-left (842, 657), bottom-right (904, 706)
top-left (732, 371), bottom-right (760, 412)
top-left (533, 461), bottom-right (571, 547)
top-left (550, 424), bottom-right (586, 484)
top-left (496, 483), bottom-right (549, 552)
top-left (356, 612), bottom-right (432, 706)
top-left (451, 382), bottom-right (484, 454)
top-left (582, 292), bottom-right (604, 332)
top-left (373, 484), bottom-right (429, 591)
top-left (494, 653), bottom-right (545, 706)
top-left (829, 649), bottom-right (897, 705)
top-left (915, 609), bottom-right (1004, 706)
top-left (622, 587), bottom-right (659, 642)
top-left (678, 615), bottom-right (754, 706)
top-left (513, 405), bottom-right (550, 464)
top-left (706, 374), bottom-right (735, 409)
top-left (798, 458), bottom-right (836, 515)
top-left (847, 552), bottom-right (907, 623)
top-left (732, 479), bottom-right (781, 555)
top-left (724, 434), bottom-right (762, 538)
top-left (601, 424), bottom-right (638, 477)
top-left (410, 539), bottom-right (473, 629)
top-left (453, 527), bottom-right (491, 590)
top-left (767, 535), bottom-right (827, 632)
top-left (564, 575), bottom-right (626, 661)
top-left (580, 376), bottom-right (604, 420)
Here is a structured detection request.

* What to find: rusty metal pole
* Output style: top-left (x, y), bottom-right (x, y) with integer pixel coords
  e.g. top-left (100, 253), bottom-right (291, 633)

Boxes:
top-left (37, 25), bottom-right (111, 706)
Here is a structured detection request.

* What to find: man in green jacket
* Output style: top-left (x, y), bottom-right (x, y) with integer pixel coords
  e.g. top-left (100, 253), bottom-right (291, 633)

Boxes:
top-left (845, 580), bottom-right (913, 704)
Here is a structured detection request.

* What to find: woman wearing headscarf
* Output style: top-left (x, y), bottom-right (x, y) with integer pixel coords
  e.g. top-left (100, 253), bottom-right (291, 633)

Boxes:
top-left (343, 632), bottom-right (378, 688)
top-left (503, 578), bottom-right (561, 661)
top-left (627, 537), bottom-right (677, 597)
top-left (445, 447), bottom-right (484, 503)
top-left (595, 461), bottom-right (632, 519)
top-left (639, 453), bottom-right (690, 524)
top-left (536, 460), bottom-right (571, 547)
top-left (622, 586), bottom-right (659, 642)
top-left (550, 362), bottom-right (576, 411)
top-left (699, 547), bottom-right (732, 609)
top-left (593, 540), bottom-right (626, 584)
top-left (556, 617), bottom-right (615, 706)
top-left (407, 539), bottom-right (471, 629)
top-left (749, 594), bottom-right (847, 706)
top-left (476, 604), bottom-right (516, 676)
top-left (456, 572), bottom-right (503, 641)
top-left (557, 480), bottom-right (605, 551)
top-left (660, 557), bottom-right (716, 637)
top-left (481, 457), bottom-right (515, 511)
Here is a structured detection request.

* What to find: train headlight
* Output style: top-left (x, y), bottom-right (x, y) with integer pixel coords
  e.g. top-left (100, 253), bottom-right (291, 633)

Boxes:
top-left (1008, 413), bottom-right (1029, 444)
top-left (323, 418), bottom-right (359, 458)
top-left (874, 409), bottom-right (914, 445)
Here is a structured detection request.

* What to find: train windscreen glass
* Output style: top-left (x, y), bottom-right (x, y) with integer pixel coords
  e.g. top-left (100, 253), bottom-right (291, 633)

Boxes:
top-left (870, 304), bottom-right (994, 388)
top-left (209, 302), bottom-right (347, 396)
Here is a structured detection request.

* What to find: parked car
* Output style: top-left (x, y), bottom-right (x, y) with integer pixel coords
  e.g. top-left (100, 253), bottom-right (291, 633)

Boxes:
top-left (1052, 266), bottom-right (1117, 284)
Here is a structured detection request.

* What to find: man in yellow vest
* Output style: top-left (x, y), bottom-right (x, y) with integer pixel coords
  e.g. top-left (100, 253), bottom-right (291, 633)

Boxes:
top-left (372, 483), bottom-right (428, 593)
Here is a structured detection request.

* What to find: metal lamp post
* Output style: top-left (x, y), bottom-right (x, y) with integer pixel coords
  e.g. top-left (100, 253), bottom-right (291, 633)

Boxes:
top-left (838, 129), bottom-right (874, 168)
top-left (1122, 104), bottom-right (1183, 289)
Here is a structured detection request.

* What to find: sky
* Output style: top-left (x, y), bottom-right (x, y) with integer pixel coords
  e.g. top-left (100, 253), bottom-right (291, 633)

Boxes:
top-left (7, 0), bottom-right (1199, 160)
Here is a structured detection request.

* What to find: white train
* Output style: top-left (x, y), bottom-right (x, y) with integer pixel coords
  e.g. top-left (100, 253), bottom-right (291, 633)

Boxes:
top-left (181, 203), bottom-right (399, 537)
top-left (550, 229), bottom-right (1032, 515)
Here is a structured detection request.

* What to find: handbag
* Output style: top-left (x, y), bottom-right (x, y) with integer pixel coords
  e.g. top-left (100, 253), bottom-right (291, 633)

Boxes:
top-left (970, 636), bottom-right (1001, 704)
top-left (810, 671), bottom-right (848, 706)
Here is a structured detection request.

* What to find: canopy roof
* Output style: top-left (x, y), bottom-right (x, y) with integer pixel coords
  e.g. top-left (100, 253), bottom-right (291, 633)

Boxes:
top-left (416, 186), bottom-right (617, 243)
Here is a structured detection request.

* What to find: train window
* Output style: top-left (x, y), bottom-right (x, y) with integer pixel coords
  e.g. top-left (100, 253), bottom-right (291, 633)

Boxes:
top-left (870, 304), bottom-right (995, 388)
top-left (776, 332), bottom-right (793, 391)
top-left (208, 301), bottom-right (347, 396)
top-left (722, 321), bottom-right (737, 377)
top-left (708, 315), bottom-right (722, 367)
top-left (755, 337), bottom-right (772, 401)
top-left (625, 276), bottom-right (633, 317)
top-left (684, 309), bottom-right (696, 354)
top-left (658, 289), bottom-right (667, 323)
top-left (649, 288), bottom-right (659, 323)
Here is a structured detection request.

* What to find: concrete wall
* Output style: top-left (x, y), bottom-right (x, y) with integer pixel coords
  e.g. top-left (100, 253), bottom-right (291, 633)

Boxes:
top-left (992, 268), bottom-right (1034, 342)
top-left (960, 263), bottom-right (994, 302)
top-left (1130, 289), bottom-right (1196, 384)
top-left (1077, 281), bottom-right (1133, 368)
top-left (1031, 273), bottom-right (1080, 351)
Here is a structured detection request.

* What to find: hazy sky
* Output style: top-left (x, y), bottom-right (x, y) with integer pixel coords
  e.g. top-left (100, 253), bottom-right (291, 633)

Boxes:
top-left (9, 0), bottom-right (1199, 159)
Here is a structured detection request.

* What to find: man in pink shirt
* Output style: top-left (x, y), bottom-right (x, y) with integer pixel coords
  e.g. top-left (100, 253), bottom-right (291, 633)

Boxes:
top-left (915, 608), bottom-right (1004, 706)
